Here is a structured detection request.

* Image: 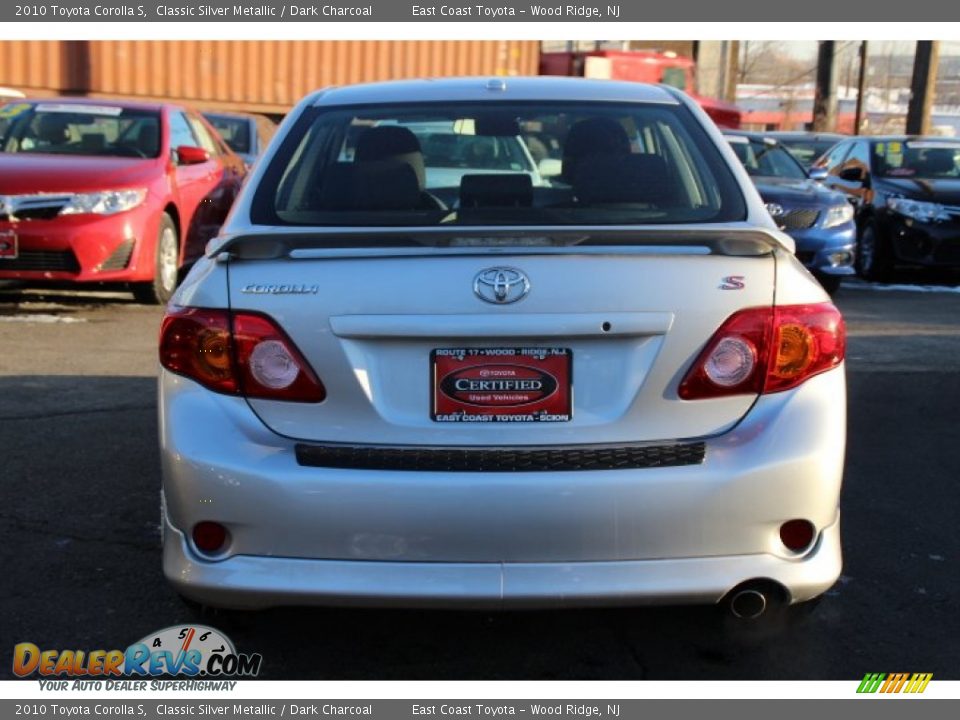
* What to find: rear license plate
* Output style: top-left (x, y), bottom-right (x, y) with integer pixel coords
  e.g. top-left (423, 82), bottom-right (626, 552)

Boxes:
top-left (0, 230), bottom-right (16, 259)
top-left (431, 347), bottom-right (572, 423)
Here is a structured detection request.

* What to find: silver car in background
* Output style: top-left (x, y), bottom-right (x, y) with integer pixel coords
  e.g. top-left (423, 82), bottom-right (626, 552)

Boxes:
top-left (202, 110), bottom-right (277, 168)
top-left (159, 78), bottom-right (846, 623)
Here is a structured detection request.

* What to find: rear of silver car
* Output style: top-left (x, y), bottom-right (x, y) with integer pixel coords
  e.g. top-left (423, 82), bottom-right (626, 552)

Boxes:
top-left (158, 78), bottom-right (845, 614)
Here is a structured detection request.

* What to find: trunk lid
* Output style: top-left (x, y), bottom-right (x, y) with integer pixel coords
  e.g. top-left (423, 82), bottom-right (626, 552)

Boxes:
top-left (224, 232), bottom-right (777, 446)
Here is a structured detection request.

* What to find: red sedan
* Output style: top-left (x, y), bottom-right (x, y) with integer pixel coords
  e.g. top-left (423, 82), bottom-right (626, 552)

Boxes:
top-left (0, 98), bottom-right (245, 303)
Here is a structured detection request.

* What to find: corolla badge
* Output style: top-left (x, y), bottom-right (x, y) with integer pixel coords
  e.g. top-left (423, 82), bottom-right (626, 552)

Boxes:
top-left (473, 267), bottom-right (530, 304)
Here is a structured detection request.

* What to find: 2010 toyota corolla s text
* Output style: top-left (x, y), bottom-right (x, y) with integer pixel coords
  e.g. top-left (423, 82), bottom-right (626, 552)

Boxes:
top-left (158, 77), bottom-right (846, 624)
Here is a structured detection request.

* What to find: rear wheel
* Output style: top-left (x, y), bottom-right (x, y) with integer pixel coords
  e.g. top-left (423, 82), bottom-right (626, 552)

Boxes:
top-left (856, 221), bottom-right (893, 283)
top-left (133, 213), bottom-right (179, 304)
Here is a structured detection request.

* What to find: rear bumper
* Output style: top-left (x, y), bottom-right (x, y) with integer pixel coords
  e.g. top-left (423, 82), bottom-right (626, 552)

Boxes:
top-left (163, 510), bottom-right (841, 609)
top-left (159, 365), bottom-right (846, 609)
top-left (0, 205), bottom-right (158, 283)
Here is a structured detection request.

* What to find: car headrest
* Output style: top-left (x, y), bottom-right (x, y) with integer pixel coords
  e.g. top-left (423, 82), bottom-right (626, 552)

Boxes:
top-left (918, 149), bottom-right (956, 174)
top-left (355, 126), bottom-right (426, 190)
top-left (460, 173), bottom-right (533, 208)
top-left (317, 160), bottom-right (421, 212)
top-left (562, 118), bottom-right (631, 181)
top-left (573, 153), bottom-right (676, 206)
top-left (36, 115), bottom-right (70, 144)
top-left (80, 134), bottom-right (106, 151)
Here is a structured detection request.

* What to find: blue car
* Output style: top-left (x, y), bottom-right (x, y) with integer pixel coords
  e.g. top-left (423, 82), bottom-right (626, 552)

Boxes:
top-left (725, 132), bottom-right (856, 294)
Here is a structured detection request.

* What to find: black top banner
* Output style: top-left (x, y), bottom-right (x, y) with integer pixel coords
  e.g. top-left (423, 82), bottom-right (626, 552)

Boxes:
top-left (3, 0), bottom-right (956, 22)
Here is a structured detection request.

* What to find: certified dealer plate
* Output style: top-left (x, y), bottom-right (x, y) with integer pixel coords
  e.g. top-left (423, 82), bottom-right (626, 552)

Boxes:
top-left (431, 347), bottom-right (572, 423)
top-left (0, 229), bottom-right (17, 259)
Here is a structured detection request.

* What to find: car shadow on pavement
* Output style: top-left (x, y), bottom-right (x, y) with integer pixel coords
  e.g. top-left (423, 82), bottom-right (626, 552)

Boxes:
top-left (0, 283), bottom-right (143, 310)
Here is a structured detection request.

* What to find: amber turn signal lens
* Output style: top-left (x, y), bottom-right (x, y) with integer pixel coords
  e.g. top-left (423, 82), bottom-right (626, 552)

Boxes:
top-left (197, 328), bottom-right (232, 376)
top-left (773, 323), bottom-right (815, 379)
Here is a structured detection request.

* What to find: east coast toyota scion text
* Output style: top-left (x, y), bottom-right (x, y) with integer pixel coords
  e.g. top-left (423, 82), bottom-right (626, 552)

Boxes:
top-left (159, 78), bottom-right (846, 622)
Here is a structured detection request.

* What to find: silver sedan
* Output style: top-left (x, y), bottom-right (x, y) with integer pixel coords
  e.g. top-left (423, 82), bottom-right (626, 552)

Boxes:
top-left (158, 77), bottom-right (846, 624)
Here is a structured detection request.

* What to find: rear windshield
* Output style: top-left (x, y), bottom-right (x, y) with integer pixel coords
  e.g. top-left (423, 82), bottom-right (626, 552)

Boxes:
top-left (252, 101), bottom-right (746, 227)
top-left (205, 114), bottom-right (252, 155)
top-left (872, 140), bottom-right (960, 179)
top-left (777, 139), bottom-right (838, 167)
top-left (0, 103), bottom-right (161, 159)
top-left (726, 136), bottom-right (807, 180)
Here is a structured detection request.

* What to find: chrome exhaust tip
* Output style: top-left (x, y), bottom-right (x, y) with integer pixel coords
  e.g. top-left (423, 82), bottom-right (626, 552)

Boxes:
top-left (729, 588), bottom-right (768, 620)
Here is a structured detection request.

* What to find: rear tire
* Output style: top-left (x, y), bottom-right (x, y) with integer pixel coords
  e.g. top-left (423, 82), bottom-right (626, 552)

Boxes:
top-left (856, 221), bottom-right (893, 283)
top-left (132, 213), bottom-right (179, 304)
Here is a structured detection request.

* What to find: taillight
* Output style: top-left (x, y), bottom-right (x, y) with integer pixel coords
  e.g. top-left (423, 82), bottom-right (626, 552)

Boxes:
top-left (679, 303), bottom-right (844, 400)
top-left (160, 307), bottom-right (325, 402)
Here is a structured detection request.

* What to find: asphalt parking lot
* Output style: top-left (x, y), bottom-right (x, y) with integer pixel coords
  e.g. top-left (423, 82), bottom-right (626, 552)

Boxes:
top-left (1, 279), bottom-right (958, 680)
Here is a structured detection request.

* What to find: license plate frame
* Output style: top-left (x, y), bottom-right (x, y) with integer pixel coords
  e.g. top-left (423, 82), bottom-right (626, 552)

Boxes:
top-left (431, 347), bottom-right (573, 423)
top-left (0, 229), bottom-right (17, 260)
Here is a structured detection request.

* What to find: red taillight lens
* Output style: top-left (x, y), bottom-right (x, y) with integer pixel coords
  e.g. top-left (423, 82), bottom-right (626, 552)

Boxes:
top-left (679, 307), bottom-right (773, 399)
top-left (159, 307), bottom-right (325, 403)
top-left (192, 522), bottom-right (228, 554)
top-left (232, 312), bottom-right (326, 402)
top-left (159, 308), bottom-right (237, 394)
top-left (780, 519), bottom-right (816, 552)
top-left (679, 303), bottom-right (844, 400)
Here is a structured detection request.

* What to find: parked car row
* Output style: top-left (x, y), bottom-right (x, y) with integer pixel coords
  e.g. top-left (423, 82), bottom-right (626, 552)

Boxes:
top-left (4, 85), bottom-right (956, 303)
top-left (0, 98), bottom-right (275, 302)
top-left (724, 129), bottom-right (960, 289)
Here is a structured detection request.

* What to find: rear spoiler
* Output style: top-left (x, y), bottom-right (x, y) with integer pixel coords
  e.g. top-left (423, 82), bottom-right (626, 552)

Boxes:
top-left (207, 226), bottom-right (793, 261)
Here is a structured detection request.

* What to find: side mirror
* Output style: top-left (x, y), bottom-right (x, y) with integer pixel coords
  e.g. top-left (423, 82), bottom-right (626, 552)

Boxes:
top-left (538, 158), bottom-right (562, 177)
top-left (808, 167), bottom-right (829, 182)
top-left (176, 145), bottom-right (210, 165)
top-left (838, 166), bottom-right (866, 183)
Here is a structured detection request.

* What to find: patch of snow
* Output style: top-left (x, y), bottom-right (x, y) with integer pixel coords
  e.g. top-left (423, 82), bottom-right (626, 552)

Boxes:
top-left (0, 314), bottom-right (86, 323)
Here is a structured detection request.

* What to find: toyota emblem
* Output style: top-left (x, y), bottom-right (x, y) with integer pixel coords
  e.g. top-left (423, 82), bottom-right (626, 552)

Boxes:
top-left (473, 267), bottom-right (530, 304)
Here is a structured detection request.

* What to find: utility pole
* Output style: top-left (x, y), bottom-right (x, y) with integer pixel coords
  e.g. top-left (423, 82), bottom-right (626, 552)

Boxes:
top-left (906, 41), bottom-right (939, 135)
top-left (854, 41), bottom-right (868, 135)
top-left (813, 41), bottom-right (838, 132)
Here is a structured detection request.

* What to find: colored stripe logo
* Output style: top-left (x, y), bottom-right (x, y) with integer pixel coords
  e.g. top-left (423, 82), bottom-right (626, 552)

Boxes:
top-left (857, 673), bottom-right (933, 694)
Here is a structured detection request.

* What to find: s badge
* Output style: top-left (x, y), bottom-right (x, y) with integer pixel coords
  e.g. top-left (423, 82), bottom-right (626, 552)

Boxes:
top-left (720, 275), bottom-right (745, 290)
